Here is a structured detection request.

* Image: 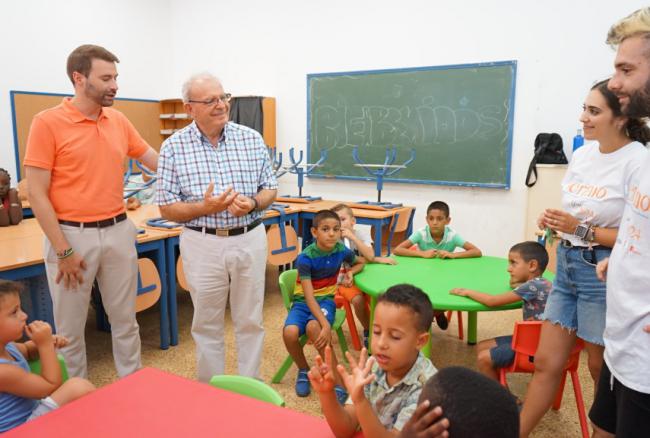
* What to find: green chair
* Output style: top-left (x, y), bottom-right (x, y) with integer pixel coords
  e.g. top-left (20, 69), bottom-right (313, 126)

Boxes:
top-left (28, 354), bottom-right (69, 382)
top-left (271, 269), bottom-right (349, 384)
top-left (209, 375), bottom-right (285, 407)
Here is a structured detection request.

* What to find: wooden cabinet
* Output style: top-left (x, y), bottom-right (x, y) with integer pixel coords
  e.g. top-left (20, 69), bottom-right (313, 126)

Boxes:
top-left (158, 97), bottom-right (276, 147)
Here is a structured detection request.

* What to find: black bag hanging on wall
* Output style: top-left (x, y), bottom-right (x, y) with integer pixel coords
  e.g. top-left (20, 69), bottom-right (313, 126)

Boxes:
top-left (525, 133), bottom-right (568, 187)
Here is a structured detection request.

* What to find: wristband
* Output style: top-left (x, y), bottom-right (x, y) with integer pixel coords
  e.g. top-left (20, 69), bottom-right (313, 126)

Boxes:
top-left (249, 197), bottom-right (259, 213)
top-left (56, 248), bottom-right (74, 260)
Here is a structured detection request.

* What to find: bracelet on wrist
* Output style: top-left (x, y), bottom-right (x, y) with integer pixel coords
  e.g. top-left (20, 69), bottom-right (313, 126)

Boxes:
top-left (56, 248), bottom-right (74, 260)
top-left (249, 197), bottom-right (259, 213)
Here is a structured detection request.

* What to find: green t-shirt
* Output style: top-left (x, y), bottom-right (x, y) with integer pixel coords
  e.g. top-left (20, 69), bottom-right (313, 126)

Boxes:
top-left (408, 225), bottom-right (465, 252)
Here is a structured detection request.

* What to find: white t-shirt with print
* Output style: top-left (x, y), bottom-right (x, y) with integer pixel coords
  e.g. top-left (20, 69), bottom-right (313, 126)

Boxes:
top-left (604, 150), bottom-right (650, 394)
top-left (560, 141), bottom-right (646, 246)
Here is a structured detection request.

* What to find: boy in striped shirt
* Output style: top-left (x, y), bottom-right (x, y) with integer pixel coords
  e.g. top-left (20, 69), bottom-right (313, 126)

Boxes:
top-left (283, 210), bottom-right (365, 403)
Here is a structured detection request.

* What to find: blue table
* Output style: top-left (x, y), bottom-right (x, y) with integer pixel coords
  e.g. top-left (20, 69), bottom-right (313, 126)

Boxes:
top-left (0, 223), bottom-right (171, 350)
top-left (293, 200), bottom-right (414, 256)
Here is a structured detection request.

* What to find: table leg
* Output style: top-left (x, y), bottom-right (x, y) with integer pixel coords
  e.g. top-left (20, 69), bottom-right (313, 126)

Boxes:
top-left (467, 311), bottom-right (478, 345)
top-left (155, 241), bottom-right (170, 350)
top-left (367, 296), bottom-right (377, 354)
top-left (372, 219), bottom-right (382, 257)
top-left (166, 237), bottom-right (179, 347)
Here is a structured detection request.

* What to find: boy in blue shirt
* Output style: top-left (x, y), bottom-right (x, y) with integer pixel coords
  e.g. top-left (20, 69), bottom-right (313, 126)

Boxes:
top-left (283, 209), bottom-right (364, 403)
top-left (0, 280), bottom-right (94, 432)
top-left (450, 241), bottom-right (551, 381)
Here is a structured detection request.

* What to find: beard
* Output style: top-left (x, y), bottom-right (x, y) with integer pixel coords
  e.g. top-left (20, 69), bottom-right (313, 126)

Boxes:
top-left (622, 77), bottom-right (650, 118)
top-left (84, 82), bottom-right (116, 107)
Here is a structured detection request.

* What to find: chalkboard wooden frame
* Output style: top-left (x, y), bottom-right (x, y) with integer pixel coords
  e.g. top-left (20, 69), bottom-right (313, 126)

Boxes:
top-left (306, 60), bottom-right (517, 189)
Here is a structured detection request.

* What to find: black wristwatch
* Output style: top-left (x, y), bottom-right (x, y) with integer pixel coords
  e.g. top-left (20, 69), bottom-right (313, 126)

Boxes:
top-left (249, 197), bottom-right (259, 213)
top-left (574, 223), bottom-right (591, 241)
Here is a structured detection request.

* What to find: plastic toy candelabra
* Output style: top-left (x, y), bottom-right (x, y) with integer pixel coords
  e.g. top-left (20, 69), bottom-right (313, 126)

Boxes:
top-left (279, 147), bottom-right (328, 200)
top-left (352, 146), bottom-right (416, 204)
top-left (123, 159), bottom-right (157, 199)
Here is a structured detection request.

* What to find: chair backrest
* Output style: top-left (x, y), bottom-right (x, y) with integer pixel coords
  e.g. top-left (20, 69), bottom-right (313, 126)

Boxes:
top-left (391, 207), bottom-right (414, 234)
top-left (135, 258), bottom-right (162, 312)
top-left (384, 207), bottom-right (414, 256)
top-left (510, 321), bottom-right (585, 373)
top-left (177, 257), bottom-right (189, 291)
top-left (266, 224), bottom-right (299, 266)
top-left (29, 354), bottom-right (69, 382)
top-left (209, 375), bottom-right (285, 407)
top-left (278, 269), bottom-right (297, 311)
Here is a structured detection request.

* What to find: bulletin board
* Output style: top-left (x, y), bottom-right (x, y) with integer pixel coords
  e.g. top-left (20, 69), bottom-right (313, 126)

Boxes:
top-left (10, 91), bottom-right (161, 179)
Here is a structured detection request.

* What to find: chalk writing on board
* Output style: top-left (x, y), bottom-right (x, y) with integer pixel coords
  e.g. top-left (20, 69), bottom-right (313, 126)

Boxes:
top-left (313, 101), bottom-right (506, 150)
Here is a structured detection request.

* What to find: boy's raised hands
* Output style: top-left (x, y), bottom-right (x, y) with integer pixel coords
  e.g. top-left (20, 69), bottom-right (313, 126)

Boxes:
top-left (308, 345), bottom-right (337, 394)
top-left (337, 348), bottom-right (376, 403)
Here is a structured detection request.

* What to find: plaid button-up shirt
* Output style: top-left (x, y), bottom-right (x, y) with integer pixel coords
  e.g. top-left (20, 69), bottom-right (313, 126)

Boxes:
top-left (346, 352), bottom-right (437, 431)
top-left (155, 121), bottom-right (277, 229)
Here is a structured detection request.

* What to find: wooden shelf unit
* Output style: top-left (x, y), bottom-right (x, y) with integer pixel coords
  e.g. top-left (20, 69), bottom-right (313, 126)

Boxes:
top-left (159, 99), bottom-right (191, 139)
top-left (159, 97), bottom-right (276, 147)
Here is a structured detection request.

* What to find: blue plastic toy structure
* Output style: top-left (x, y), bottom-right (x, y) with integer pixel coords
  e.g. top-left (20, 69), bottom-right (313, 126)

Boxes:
top-left (352, 146), bottom-right (415, 205)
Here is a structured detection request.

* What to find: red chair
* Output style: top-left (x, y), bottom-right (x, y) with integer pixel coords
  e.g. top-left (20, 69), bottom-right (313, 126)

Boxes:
top-left (498, 321), bottom-right (589, 438)
top-left (334, 288), bottom-right (362, 350)
top-left (445, 310), bottom-right (464, 340)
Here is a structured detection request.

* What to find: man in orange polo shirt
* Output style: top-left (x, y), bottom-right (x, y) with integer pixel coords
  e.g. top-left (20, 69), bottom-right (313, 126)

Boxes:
top-left (23, 45), bottom-right (159, 378)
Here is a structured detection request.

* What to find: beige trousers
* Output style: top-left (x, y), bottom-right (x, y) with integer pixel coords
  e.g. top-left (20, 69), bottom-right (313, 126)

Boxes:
top-left (180, 225), bottom-right (267, 382)
top-left (43, 219), bottom-right (141, 378)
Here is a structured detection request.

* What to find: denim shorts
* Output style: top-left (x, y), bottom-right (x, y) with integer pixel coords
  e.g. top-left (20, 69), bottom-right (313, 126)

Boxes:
top-left (542, 244), bottom-right (611, 346)
top-left (490, 335), bottom-right (516, 368)
top-left (284, 299), bottom-right (336, 336)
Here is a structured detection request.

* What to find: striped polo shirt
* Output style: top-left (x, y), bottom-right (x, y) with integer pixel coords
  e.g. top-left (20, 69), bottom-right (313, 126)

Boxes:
top-left (295, 242), bottom-right (356, 301)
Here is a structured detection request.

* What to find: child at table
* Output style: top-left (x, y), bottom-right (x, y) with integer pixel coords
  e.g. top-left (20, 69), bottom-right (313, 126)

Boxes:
top-left (283, 210), bottom-right (365, 403)
top-left (0, 280), bottom-right (94, 432)
top-left (449, 241), bottom-right (551, 381)
top-left (399, 366), bottom-right (519, 438)
top-left (309, 283), bottom-right (437, 436)
top-left (0, 168), bottom-right (23, 226)
top-left (331, 203), bottom-right (397, 347)
top-left (394, 201), bottom-right (481, 329)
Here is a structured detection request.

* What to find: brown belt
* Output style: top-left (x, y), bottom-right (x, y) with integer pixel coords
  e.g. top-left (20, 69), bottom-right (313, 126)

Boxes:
top-left (58, 213), bottom-right (127, 228)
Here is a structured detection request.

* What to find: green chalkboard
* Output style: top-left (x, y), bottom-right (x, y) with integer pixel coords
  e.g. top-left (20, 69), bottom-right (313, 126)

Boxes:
top-left (307, 61), bottom-right (517, 188)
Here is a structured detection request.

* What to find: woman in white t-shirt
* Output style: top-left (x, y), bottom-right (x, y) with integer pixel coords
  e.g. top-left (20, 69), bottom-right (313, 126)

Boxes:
top-left (519, 79), bottom-right (650, 437)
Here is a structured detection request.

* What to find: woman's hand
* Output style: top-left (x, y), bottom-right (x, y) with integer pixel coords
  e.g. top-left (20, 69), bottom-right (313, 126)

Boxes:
top-left (542, 209), bottom-right (580, 235)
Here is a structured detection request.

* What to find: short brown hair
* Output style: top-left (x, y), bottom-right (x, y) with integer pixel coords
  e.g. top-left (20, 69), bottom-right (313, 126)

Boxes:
top-left (66, 44), bottom-right (119, 84)
top-left (0, 280), bottom-right (23, 301)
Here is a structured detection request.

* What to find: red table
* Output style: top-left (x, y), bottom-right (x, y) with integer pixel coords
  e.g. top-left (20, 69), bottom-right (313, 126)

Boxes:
top-left (5, 368), bottom-right (348, 437)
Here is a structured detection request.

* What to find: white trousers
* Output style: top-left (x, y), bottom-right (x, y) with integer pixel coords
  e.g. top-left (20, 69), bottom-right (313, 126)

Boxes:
top-left (44, 219), bottom-right (142, 378)
top-left (180, 225), bottom-right (267, 382)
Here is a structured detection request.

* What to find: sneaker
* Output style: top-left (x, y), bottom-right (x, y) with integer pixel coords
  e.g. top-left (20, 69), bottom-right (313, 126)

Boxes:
top-left (334, 385), bottom-right (349, 405)
top-left (435, 312), bottom-right (449, 330)
top-left (295, 369), bottom-right (310, 397)
top-left (363, 330), bottom-right (370, 349)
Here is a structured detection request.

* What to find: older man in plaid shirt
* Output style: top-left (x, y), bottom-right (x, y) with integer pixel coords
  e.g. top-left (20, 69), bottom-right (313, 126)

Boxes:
top-left (156, 73), bottom-right (277, 381)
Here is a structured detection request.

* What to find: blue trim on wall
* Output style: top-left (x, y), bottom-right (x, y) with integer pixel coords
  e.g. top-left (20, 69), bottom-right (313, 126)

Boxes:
top-left (306, 60), bottom-right (517, 190)
top-left (10, 90), bottom-right (159, 179)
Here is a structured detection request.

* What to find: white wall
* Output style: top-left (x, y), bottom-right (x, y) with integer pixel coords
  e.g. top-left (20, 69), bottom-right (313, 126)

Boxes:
top-left (168, 0), bottom-right (647, 256)
top-left (0, 0), bottom-right (172, 178)
top-left (2, 1), bottom-right (645, 257)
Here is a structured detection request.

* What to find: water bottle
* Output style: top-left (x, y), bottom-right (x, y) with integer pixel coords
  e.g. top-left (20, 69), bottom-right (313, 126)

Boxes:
top-left (572, 129), bottom-right (584, 152)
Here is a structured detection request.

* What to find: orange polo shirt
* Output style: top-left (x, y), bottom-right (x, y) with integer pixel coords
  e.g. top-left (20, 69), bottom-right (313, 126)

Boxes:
top-left (24, 98), bottom-right (149, 222)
